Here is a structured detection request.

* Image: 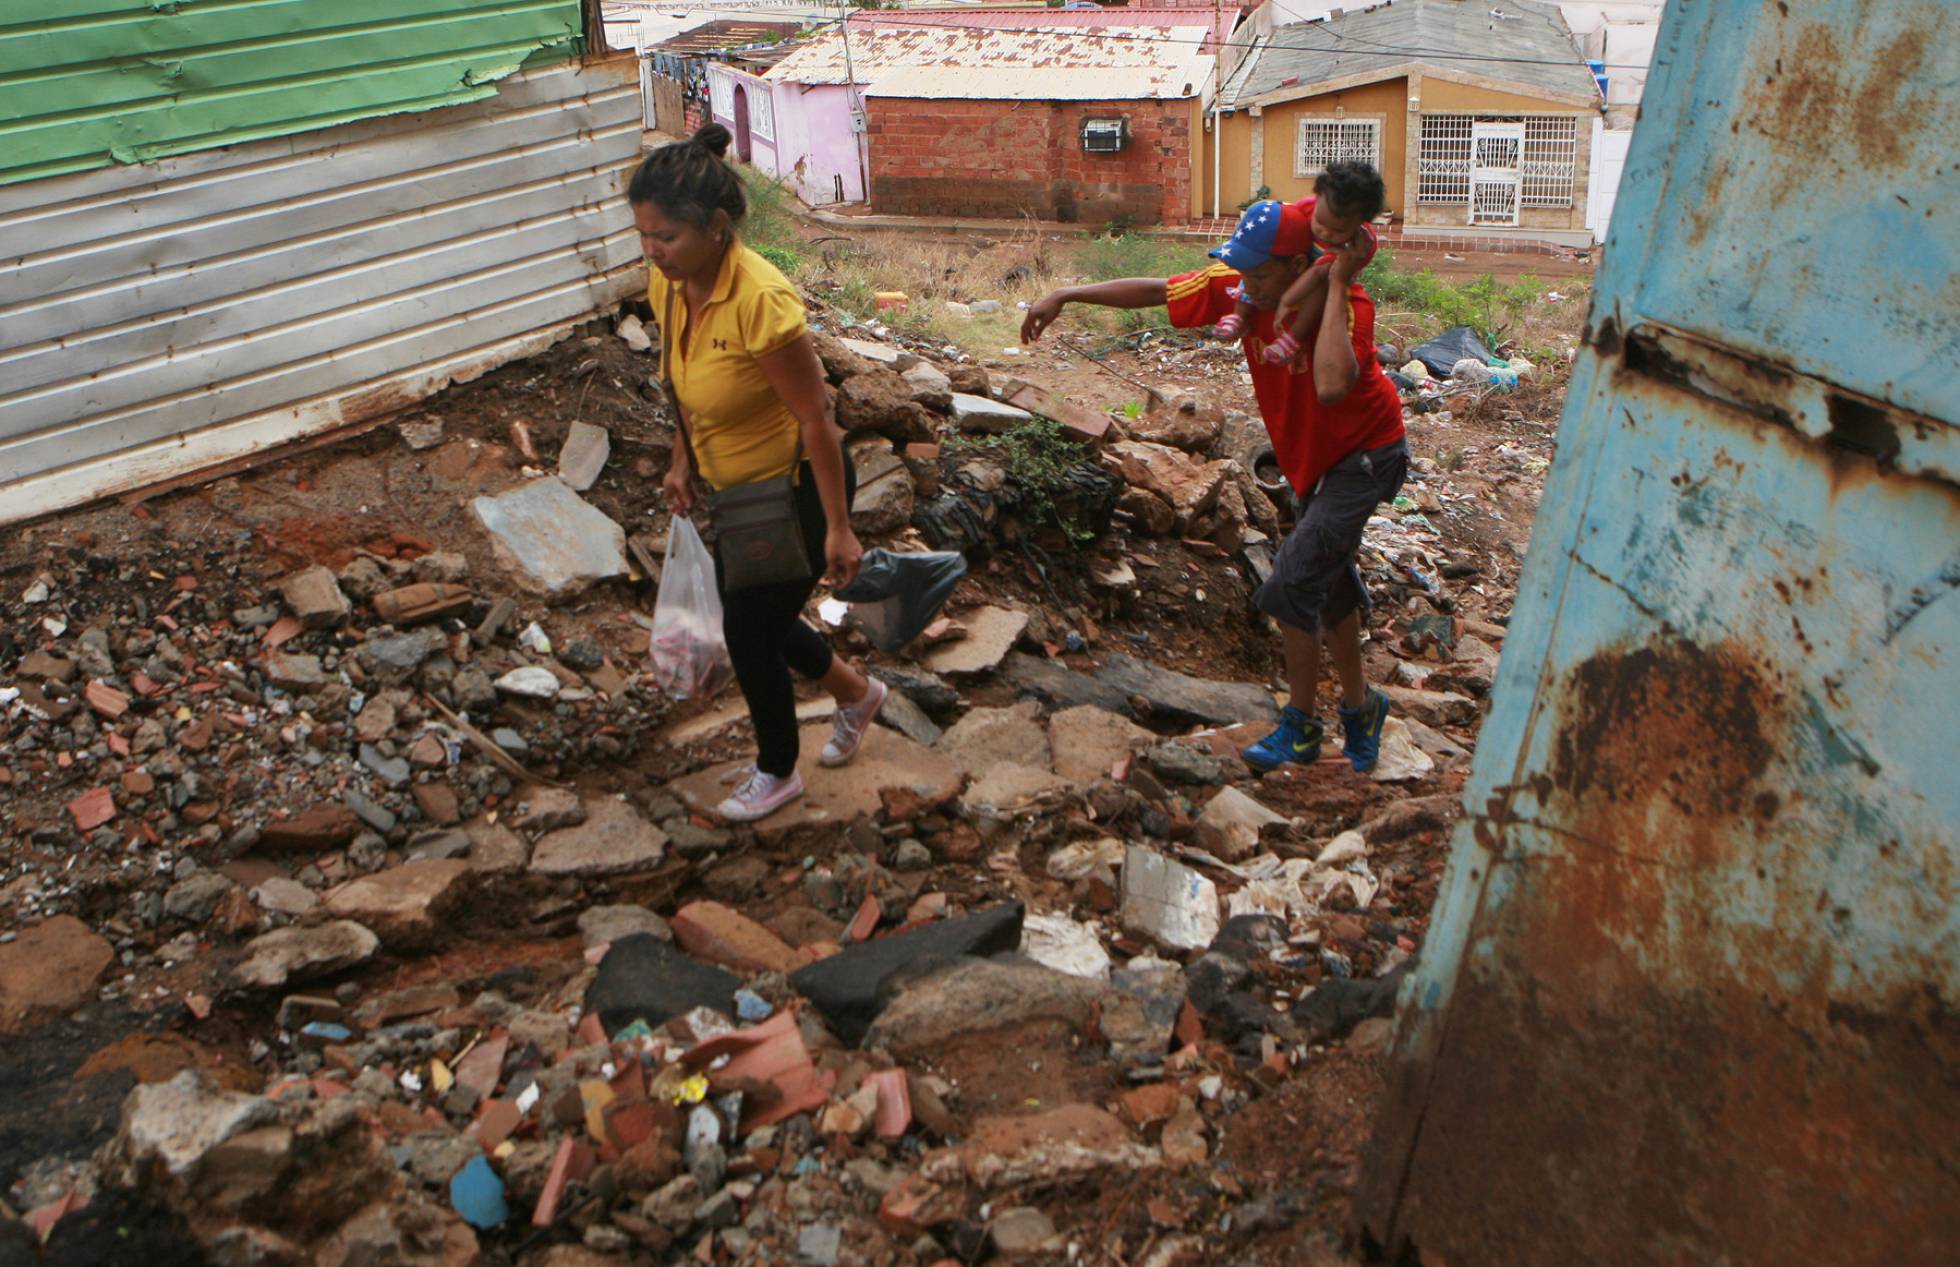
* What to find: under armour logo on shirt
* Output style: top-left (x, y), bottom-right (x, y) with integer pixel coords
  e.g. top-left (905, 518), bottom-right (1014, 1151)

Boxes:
top-left (712, 338), bottom-right (728, 351)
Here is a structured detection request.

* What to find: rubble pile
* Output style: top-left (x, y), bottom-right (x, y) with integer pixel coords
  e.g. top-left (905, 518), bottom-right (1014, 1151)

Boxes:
top-left (0, 283), bottom-right (1566, 1264)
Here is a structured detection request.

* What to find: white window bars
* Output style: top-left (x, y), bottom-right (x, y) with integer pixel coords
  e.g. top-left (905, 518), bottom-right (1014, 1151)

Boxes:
top-left (1295, 117), bottom-right (1382, 178)
top-left (1420, 114), bottom-right (1576, 208)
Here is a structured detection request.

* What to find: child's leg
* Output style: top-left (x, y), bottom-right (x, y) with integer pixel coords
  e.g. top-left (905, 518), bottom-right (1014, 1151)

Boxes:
top-left (1215, 297), bottom-right (1254, 339)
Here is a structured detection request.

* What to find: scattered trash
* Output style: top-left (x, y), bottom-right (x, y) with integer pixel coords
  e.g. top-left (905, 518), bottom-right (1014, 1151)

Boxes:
top-left (832, 549), bottom-right (968, 652)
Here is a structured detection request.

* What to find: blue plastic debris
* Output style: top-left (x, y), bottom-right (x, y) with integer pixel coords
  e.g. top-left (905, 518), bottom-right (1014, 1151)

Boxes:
top-left (733, 989), bottom-right (774, 1022)
top-left (299, 1021), bottom-right (352, 1044)
top-left (448, 1155), bottom-right (507, 1230)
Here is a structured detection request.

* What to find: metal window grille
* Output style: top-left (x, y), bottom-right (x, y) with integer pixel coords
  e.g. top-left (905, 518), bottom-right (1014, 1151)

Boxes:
top-left (1418, 114), bottom-right (1474, 202)
top-left (1295, 117), bottom-right (1381, 178)
top-left (1521, 115), bottom-right (1578, 207)
top-left (1422, 114), bottom-right (1577, 206)
top-left (708, 72), bottom-right (734, 119)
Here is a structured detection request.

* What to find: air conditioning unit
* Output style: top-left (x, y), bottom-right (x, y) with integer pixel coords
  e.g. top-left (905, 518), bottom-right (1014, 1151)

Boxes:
top-left (1080, 118), bottom-right (1129, 154)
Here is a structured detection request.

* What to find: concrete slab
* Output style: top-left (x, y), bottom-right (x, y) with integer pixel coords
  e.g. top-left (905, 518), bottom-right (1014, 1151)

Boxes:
top-left (471, 476), bottom-right (627, 600)
top-left (673, 723), bottom-right (964, 838)
top-left (925, 606), bottom-right (1028, 677)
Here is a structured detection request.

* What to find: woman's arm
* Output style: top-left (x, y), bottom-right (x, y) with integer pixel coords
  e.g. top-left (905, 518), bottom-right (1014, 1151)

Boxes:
top-left (1021, 278), bottom-right (1170, 342)
top-left (756, 332), bottom-right (861, 587)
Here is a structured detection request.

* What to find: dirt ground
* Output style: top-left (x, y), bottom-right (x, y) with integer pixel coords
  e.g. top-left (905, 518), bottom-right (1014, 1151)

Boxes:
top-left (0, 206), bottom-right (1584, 1264)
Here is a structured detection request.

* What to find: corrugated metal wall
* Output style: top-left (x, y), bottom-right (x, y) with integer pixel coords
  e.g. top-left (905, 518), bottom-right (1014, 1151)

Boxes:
top-left (0, 0), bottom-right (585, 186)
top-left (0, 56), bottom-right (645, 523)
top-left (1357, 1), bottom-right (1959, 1263)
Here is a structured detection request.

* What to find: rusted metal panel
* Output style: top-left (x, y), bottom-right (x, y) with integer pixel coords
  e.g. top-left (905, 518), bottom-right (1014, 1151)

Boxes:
top-left (0, 57), bottom-right (643, 524)
top-left (1357, 2), bottom-right (1960, 1264)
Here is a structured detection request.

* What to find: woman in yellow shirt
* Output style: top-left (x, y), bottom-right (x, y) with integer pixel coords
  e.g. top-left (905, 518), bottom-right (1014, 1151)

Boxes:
top-left (633, 125), bottom-right (888, 822)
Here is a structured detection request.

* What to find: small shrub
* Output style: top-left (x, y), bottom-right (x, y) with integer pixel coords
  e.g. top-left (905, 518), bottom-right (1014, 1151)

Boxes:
top-left (943, 418), bottom-right (1098, 543)
top-left (754, 243), bottom-right (803, 276)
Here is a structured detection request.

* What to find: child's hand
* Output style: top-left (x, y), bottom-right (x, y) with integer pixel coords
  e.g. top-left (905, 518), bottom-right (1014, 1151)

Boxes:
top-left (1331, 234), bottom-right (1372, 283)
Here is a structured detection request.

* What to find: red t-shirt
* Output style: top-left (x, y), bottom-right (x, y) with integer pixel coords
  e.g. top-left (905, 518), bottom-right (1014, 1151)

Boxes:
top-left (1167, 261), bottom-right (1404, 494)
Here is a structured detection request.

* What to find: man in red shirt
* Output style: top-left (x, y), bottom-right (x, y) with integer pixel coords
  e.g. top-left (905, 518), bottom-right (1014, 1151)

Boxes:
top-left (1020, 180), bottom-right (1407, 772)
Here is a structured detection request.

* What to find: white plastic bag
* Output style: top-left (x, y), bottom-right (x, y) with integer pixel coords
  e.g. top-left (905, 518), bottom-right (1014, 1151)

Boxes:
top-left (649, 518), bottom-right (732, 700)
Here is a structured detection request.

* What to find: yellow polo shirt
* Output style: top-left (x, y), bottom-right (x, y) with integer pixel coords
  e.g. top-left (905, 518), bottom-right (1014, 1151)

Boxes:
top-left (650, 244), bottom-right (808, 490)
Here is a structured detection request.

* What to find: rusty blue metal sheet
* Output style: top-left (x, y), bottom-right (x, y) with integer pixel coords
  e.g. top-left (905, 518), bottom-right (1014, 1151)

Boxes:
top-left (1357, 1), bottom-right (1960, 1263)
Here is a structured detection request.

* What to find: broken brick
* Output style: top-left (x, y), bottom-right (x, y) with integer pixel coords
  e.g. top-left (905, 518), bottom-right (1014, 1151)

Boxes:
top-left (65, 787), bottom-right (116, 831)
top-left (411, 782), bottom-right (460, 825)
top-left (671, 901), bottom-right (800, 975)
top-left (84, 680), bottom-right (130, 719)
top-left (258, 804), bottom-right (360, 852)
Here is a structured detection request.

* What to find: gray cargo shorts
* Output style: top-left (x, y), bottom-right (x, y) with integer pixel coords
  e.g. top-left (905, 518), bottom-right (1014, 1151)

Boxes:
top-left (1253, 439), bottom-right (1409, 633)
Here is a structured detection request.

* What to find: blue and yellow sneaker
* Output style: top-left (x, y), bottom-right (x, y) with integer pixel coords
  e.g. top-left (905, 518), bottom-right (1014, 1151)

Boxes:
top-left (1242, 705), bottom-right (1323, 771)
top-left (1338, 688), bottom-right (1392, 773)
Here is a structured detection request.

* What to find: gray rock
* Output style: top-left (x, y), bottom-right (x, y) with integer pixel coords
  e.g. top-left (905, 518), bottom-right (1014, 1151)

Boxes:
top-left (937, 700), bottom-right (1049, 775)
top-left (530, 798), bottom-right (667, 877)
top-left (666, 820), bottom-right (732, 859)
top-left (556, 420), bottom-right (611, 492)
top-left (358, 743), bottom-right (411, 788)
top-left (850, 458), bottom-right (916, 536)
top-left (577, 904), bottom-right (673, 947)
top-left (401, 1130), bottom-right (476, 1187)
top-left (471, 477), bottom-right (627, 600)
top-left (345, 792), bottom-right (397, 834)
top-left (452, 669), bottom-right (496, 713)
top-left (893, 839), bottom-right (932, 871)
top-left (869, 664), bottom-right (959, 715)
top-left (990, 1206), bottom-right (1058, 1255)
top-left (1004, 652), bottom-right (1278, 729)
top-left (163, 872), bottom-right (235, 924)
top-left (405, 829), bottom-right (471, 862)
top-left (643, 1174), bottom-right (703, 1230)
top-left (862, 959), bottom-right (1106, 1059)
top-left (559, 638), bottom-right (604, 671)
top-left (409, 551), bottom-right (469, 584)
top-left (116, 1070), bottom-right (277, 1177)
top-left (901, 361), bottom-right (952, 400)
top-left (948, 391), bottom-right (1034, 434)
top-left (356, 629), bottom-right (444, 684)
top-left (876, 689), bottom-right (943, 747)
top-left (1140, 742), bottom-right (1226, 786)
top-left (278, 566), bottom-right (350, 630)
top-left (264, 653), bottom-right (326, 691)
top-left (233, 921), bottom-right (380, 989)
top-left (798, 1223), bottom-right (843, 1267)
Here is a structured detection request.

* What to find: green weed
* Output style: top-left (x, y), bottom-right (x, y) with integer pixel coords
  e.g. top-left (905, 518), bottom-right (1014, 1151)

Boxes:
top-left (943, 418), bottom-right (1098, 543)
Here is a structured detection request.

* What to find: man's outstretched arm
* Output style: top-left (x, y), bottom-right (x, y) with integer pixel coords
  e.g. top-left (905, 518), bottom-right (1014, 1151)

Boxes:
top-left (1021, 278), bottom-right (1170, 343)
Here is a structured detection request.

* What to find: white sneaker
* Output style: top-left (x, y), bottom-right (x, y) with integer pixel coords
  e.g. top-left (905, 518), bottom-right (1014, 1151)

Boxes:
top-left (716, 767), bottom-right (805, 822)
top-left (820, 677), bottom-right (888, 767)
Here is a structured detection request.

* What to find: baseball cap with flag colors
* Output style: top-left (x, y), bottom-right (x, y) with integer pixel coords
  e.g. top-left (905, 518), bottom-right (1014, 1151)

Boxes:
top-left (1209, 199), bottom-right (1314, 272)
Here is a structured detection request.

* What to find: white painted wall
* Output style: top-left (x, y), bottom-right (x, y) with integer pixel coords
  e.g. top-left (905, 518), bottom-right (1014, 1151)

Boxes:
top-left (1586, 116), bottom-right (1633, 242)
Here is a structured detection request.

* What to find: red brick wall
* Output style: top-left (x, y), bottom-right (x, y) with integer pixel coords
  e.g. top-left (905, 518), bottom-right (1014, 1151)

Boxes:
top-left (867, 97), bottom-right (1193, 226)
top-left (683, 99), bottom-right (707, 137)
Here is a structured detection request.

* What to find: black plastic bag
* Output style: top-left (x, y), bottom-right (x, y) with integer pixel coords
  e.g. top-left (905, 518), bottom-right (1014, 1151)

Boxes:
top-left (1409, 325), bottom-right (1493, 378)
top-left (834, 548), bottom-right (968, 652)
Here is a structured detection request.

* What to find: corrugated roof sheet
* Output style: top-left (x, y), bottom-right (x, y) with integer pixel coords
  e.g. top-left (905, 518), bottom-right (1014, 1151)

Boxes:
top-left (848, 6), bottom-right (1238, 50)
top-left (1229, 0), bottom-right (1600, 107)
top-left (769, 25), bottom-right (1212, 100)
top-left (650, 18), bottom-right (804, 56)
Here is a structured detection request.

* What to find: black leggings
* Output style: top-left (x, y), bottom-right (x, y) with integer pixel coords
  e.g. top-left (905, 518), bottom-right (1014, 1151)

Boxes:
top-left (717, 455), bottom-right (855, 777)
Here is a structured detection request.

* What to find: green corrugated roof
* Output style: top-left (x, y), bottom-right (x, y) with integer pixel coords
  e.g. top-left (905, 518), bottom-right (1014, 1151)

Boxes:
top-left (0, 0), bottom-right (585, 187)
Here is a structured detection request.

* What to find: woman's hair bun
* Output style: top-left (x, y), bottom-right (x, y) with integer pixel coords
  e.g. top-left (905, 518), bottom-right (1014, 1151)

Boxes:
top-left (692, 123), bottom-right (733, 158)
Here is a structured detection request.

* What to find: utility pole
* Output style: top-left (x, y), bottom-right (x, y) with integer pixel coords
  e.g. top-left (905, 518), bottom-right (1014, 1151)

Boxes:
top-left (1212, 0), bottom-right (1223, 221)
top-left (839, 1), bottom-right (868, 203)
